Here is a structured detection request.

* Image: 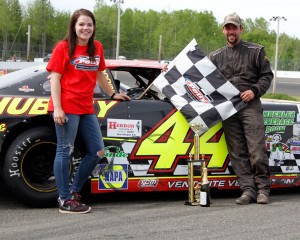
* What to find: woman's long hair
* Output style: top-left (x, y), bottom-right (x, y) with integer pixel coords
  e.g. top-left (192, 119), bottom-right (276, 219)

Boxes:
top-left (64, 8), bottom-right (96, 61)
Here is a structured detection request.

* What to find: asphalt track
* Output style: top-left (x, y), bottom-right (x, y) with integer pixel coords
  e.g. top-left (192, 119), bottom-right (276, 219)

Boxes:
top-left (1, 179), bottom-right (300, 240)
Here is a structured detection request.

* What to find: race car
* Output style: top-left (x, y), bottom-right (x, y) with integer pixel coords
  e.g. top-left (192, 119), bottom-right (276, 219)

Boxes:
top-left (0, 60), bottom-right (299, 207)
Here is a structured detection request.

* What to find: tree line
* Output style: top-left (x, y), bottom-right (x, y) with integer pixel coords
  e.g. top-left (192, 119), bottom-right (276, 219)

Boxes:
top-left (1, 0), bottom-right (300, 71)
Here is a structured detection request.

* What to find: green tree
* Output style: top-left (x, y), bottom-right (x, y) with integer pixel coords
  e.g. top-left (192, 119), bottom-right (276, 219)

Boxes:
top-left (7, 0), bottom-right (23, 57)
top-left (94, 0), bottom-right (117, 58)
top-left (24, 0), bottom-right (55, 58)
top-left (3, 0), bottom-right (300, 69)
top-left (0, 0), bottom-right (21, 60)
top-left (47, 10), bottom-right (70, 50)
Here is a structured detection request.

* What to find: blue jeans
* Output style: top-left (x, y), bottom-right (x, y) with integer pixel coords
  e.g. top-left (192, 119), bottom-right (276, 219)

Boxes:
top-left (53, 114), bottom-right (104, 202)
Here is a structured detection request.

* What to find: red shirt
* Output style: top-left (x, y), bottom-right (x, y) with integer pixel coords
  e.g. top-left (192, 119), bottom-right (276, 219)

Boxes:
top-left (46, 40), bottom-right (106, 114)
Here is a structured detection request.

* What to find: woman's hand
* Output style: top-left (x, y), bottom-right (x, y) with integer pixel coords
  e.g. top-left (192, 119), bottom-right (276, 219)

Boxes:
top-left (53, 107), bottom-right (67, 125)
top-left (111, 93), bottom-right (131, 100)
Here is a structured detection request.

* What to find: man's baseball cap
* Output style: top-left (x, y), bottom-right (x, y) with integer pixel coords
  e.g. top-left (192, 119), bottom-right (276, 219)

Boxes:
top-left (223, 13), bottom-right (242, 27)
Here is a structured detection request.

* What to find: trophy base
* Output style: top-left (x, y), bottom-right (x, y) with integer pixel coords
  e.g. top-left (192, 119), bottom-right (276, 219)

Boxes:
top-left (184, 201), bottom-right (200, 206)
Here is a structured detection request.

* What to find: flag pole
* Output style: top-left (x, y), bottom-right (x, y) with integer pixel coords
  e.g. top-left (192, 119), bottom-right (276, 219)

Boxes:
top-left (136, 81), bottom-right (155, 99)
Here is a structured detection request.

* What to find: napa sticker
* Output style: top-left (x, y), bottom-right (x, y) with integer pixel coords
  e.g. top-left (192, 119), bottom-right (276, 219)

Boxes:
top-left (98, 164), bottom-right (128, 190)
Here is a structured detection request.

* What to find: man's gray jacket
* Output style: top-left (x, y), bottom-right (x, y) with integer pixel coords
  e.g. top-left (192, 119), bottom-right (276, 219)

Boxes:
top-left (209, 40), bottom-right (274, 98)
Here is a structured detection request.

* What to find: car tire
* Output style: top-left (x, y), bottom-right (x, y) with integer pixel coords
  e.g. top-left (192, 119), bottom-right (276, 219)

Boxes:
top-left (2, 127), bottom-right (58, 207)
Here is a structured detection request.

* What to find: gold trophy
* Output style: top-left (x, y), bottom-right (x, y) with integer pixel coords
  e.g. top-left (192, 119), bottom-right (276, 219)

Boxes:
top-left (185, 123), bottom-right (205, 206)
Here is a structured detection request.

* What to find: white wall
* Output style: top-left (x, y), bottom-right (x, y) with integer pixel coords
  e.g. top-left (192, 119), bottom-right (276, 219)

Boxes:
top-left (0, 61), bottom-right (45, 71)
top-left (275, 71), bottom-right (300, 79)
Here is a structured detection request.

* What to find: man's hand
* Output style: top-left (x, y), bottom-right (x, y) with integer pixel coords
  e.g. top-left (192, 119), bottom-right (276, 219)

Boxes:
top-left (240, 90), bottom-right (255, 103)
top-left (161, 64), bottom-right (168, 72)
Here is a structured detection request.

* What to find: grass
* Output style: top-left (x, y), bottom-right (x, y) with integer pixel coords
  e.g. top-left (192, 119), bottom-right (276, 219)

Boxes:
top-left (262, 93), bottom-right (300, 101)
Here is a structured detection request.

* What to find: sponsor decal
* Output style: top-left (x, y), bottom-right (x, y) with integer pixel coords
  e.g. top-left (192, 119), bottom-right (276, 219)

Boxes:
top-left (0, 69), bottom-right (7, 76)
top-left (0, 123), bottom-right (7, 131)
top-left (264, 110), bottom-right (295, 133)
top-left (9, 137), bottom-right (32, 178)
top-left (167, 179), bottom-right (239, 189)
top-left (105, 146), bottom-right (128, 158)
top-left (290, 145), bottom-right (300, 154)
top-left (271, 178), bottom-right (295, 185)
top-left (98, 164), bottom-right (128, 190)
top-left (18, 85), bottom-right (35, 92)
top-left (103, 70), bottom-right (116, 92)
top-left (138, 178), bottom-right (159, 188)
top-left (184, 76), bottom-right (213, 103)
top-left (107, 118), bottom-right (142, 138)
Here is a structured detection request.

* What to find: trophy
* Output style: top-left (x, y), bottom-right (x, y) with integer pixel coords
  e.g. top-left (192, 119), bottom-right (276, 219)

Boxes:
top-left (185, 123), bottom-right (205, 206)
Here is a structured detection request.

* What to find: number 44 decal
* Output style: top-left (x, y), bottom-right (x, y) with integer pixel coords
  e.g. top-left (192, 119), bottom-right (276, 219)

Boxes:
top-left (130, 110), bottom-right (230, 174)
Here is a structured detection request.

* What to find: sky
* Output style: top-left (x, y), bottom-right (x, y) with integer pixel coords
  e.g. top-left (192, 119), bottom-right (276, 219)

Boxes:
top-left (19, 0), bottom-right (298, 38)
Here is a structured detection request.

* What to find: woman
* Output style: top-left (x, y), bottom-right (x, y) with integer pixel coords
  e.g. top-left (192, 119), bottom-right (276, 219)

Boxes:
top-left (47, 8), bottom-right (130, 214)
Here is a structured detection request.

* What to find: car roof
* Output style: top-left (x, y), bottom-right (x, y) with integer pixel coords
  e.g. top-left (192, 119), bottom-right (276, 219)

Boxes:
top-left (105, 59), bottom-right (164, 69)
top-left (0, 60), bottom-right (164, 90)
top-left (0, 64), bottom-right (48, 89)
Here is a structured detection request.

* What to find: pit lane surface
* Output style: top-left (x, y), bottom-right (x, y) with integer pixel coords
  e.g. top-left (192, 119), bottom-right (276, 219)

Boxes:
top-left (267, 78), bottom-right (300, 97)
top-left (1, 179), bottom-right (300, 240)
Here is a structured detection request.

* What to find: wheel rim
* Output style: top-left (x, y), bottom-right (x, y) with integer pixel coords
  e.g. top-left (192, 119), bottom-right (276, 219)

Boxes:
top-left (21, 141), bottom-right (57, 192)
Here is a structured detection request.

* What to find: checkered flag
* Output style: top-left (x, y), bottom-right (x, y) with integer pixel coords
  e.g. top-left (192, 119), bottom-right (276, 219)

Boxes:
top-left (153, 39), bottom-right (247, 135)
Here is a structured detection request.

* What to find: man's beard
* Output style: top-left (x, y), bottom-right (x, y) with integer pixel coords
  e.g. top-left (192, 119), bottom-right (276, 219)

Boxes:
top-left (227, 34), bottom-right (238, 45)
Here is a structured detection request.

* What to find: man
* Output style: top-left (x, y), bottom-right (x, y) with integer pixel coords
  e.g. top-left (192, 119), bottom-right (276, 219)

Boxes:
top-left (209, 13), bottom-right (273, 204)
